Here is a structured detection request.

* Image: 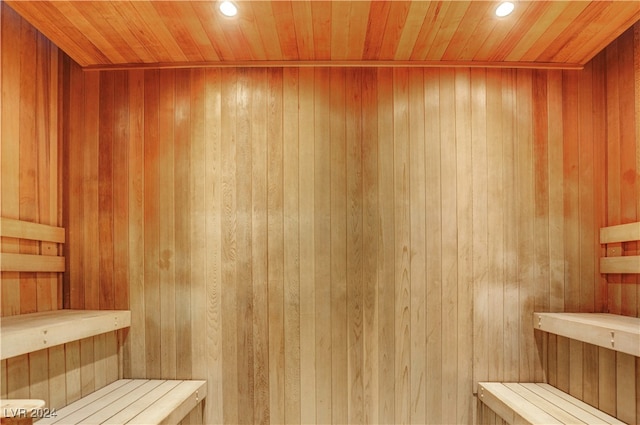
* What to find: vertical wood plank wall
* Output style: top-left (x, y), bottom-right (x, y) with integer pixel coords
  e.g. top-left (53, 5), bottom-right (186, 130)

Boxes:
top-left (0, 3), bottom-right (60, 318)
top-left (60, 24), bottom-right (639, 425)
top-left (0, 3), bottom-right (120, 412)
top-left (543, 24), bottom-right (640, 425)
top-left (1, 3), bottom-right (638, 423)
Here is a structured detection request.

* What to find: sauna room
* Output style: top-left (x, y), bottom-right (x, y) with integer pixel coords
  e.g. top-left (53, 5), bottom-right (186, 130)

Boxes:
top-left (0, 1), bottom-right (639, 424)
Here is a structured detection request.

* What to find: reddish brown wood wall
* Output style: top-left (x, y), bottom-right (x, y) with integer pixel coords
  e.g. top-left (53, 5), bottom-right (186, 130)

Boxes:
top-left (605, 24), bottom-right (640, 311)
top-left (1, 2), bottom-right (638, 422)
top-left (60, 26), bottom-right (639, 422)
top-left (0, 2), bottom-right (61, 317)
top-left (542, 24), bottom-right (640, 425)
top-left (0, 3), bottom-right (121, 412)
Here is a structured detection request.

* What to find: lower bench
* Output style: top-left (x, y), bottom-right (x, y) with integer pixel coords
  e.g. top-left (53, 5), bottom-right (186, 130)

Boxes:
top-left (36, 379), bottom-right (206, 425)
top-left (478, 382), bottom-right (625, 425)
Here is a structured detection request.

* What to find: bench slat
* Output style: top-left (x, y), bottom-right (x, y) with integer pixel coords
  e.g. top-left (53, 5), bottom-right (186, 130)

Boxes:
top-left (36, 380), bottom-right (206, 425)
top-left (78, 381), bottom-right (167, 425)
top-left (128, 381), bottom-right (207, 425)
top-left (0, 252), bottom-right (65, 272)
top-left (479, 383), bottom-right (564, 424)
top-left (600, 222), bottom-right (640, 244)
top-left (503, 384), bottom-right (585, 424)
top-left (478, 382), bottom-right (626, 425)
top-left (102, 381), bottom-right (183, 425)
top-left (36, 380), bottom-right (135, 424)
top-left (522, 384), bottom-right (625, 425)
top-left (600, 256), bottom-right (640, 274)
top-left (0, 218), bottom-right (65, 243)
top-left (43, 381), bottom-right (149, 424)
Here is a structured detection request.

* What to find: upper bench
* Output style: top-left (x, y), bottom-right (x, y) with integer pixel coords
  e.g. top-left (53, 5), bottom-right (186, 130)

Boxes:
top-left (533, 312), bottom-right (639, 357)
top-left (1, 217), bottom-right (131, 360)
top-left (533, 222), bottom-right (640, 357)
top-left (1, 309), bottom-right (131, 360)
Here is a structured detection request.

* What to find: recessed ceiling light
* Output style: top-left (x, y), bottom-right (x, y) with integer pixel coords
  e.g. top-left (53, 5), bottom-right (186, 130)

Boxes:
top-left (495, 1), bottom-right (515, 17)
top-left (219, 1), bottom-right (237, 17)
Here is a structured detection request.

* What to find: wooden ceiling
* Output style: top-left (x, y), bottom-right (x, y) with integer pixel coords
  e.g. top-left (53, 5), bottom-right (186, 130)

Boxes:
top-left (6, 1), bottom-right (640, 70)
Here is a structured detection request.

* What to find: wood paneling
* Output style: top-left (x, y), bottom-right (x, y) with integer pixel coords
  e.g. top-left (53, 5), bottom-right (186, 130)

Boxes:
top-left (61, 23), bottom-right (640, 422)
top-left (0, 4), bottom-right (122, 415)
top-left (602, 23), bottom-right (640, 425)
top-left (6, 1), bottom-right (640, 69)
top-left (2, 2), bottom-right (638, 423)
top-left (1, 2), bottom-right (60, 317)
top-left (0, 332), bottom-right (121, 408)
top-left (605, 25), bottom-right (640, 307)
top-left (544, 24), bottom-right (640, 425)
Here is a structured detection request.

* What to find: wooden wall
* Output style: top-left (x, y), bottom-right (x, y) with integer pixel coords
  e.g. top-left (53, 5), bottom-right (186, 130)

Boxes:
top-left (0, 2), bottom-right (60, 317)
top-left (605, 24), bottom-right (640, 312)
top-left (60, 29), bottom-right (640, 424)
top-left (543, 24), bottom-right (640, 425)
top-left (0, 3), bottom-right (121, 412)
top-left (2, 0), bottom-right (638, 422)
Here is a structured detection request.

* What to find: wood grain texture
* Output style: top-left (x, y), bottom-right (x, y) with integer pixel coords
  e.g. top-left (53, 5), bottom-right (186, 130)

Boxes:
top-left (2, 2), bottom-right (638, 422)
top-left (0, 218), bottom-right (65, 243)
top-left (478, 382), bottom-right (626, 425)
top-left (0, 310), bottom-right (130, 360)
top-left (542, 25), bottom-right (640, 425)
top-left (5, 1), bottom-right (640, 69)
top-left (0, 6), bottom-right (119, 418)
top-left (535, 313), bottom-right (640, 357)
top-left (60, 38), bottom-right (639, 422)
top-left (1, 3), bottom-right (61, 316)
top-left (600, 222), bottom-right (640, 244)
top-left (34, 379), bottom-right (206, 425)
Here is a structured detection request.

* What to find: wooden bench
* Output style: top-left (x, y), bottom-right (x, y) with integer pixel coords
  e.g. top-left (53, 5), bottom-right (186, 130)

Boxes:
top-left (1, 310), bottom-right (131, 360)
top-left (0, 310), bottom-right (210, 425)
top-left (480, 222), bottom-right (640, 424)
top-left (512, 311), bottom-right (639, 425)
top-left (533, 312), bottom-right (640, 357)
top-left (1, 218), bottom-right (207, 425)
top-left (35, 379), bottom-right (206, 425)
top-left (478, 382), bottom-right (625, 425)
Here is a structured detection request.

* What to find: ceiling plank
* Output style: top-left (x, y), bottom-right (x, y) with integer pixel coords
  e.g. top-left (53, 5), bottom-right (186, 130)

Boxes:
top-left (394, 0), bottom-right (432, 60)
top-left (4, 1), bottom-right (639, 69)
top-left (129, 1), bottom-right (189, 63)
top-left (441, 2), bottom-right (496, 62)
top-left (411, 2), bottom-right (453, 61)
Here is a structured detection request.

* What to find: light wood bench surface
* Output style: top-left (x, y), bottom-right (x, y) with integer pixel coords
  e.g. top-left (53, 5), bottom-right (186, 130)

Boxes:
top-left (36, 379), bottom-right (206, 425)
top-left (478, 382), bottom-right (626, 425)
top-left (533, 312), bottom-right (640, 357)
top-left (1, 310), bottom-right (131, 360)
